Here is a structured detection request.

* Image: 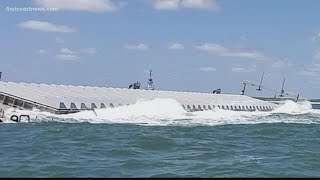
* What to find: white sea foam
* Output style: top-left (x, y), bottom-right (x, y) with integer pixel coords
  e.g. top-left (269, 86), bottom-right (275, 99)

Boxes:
top-left (2, 98), bottom-right (320, 126)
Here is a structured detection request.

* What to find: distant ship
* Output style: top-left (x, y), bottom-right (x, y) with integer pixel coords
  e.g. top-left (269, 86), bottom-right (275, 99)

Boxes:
top-left (0, 70), bottom-right (314, 122)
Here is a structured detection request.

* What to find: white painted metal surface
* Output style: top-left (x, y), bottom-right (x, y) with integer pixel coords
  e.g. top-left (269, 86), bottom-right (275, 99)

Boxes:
top-left (0, 81), bottom-right (279, 113)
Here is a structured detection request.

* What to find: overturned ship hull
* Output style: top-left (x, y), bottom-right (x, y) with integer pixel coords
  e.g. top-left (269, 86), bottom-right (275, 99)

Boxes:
top-left (0, 82), bottom-right (279, 117)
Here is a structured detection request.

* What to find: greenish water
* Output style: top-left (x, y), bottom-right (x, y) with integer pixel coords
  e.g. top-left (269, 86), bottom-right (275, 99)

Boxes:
top-left (0, 122), bottom-right (319, 177)
top-left (0, 99), bottom-right (319, 177)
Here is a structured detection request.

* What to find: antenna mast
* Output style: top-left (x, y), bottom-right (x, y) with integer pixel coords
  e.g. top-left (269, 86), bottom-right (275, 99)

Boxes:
top-left (279, 78), bottom-right (286, 97)
top-left (146, 69), bottom-right (154, 90)
top-left (256, 72), bottom-right (264, 91)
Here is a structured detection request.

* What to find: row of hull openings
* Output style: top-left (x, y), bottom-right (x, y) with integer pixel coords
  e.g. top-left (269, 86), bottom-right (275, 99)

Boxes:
top-left (0, 94), bottom-right (275, 112)
top-left (59, 102), bottom-right (129, 110)
top-left (182, 104), bottom-right (275, 111)
top-left (59, 102), bottom-right (275, 112)
top-left (1, 95), bottom-right (43, 110)
top-left (0, 95), bottom-right (57, 113)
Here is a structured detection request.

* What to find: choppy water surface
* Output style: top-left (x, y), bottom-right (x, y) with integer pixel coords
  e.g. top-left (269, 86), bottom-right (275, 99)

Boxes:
top-left (0, 99), bottom-right (320, 177)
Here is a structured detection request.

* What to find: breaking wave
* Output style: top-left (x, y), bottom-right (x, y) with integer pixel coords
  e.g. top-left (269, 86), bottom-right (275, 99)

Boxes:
top-left (2, 98), bottom-right (320, 126)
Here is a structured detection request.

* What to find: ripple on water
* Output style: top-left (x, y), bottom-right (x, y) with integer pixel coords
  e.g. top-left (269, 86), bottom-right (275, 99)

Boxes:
top-left (134, 136), bottom-right (176, 151)
top-left (1, 120), bottom-right (320, 177)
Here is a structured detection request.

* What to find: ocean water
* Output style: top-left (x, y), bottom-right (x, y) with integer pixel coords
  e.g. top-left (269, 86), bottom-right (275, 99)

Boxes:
top-left (0, 99), bottom-right (320, 177)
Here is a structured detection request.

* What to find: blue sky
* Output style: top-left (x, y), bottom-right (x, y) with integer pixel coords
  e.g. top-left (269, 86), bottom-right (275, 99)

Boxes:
top-left (1, 0), bottom-right (320, 98)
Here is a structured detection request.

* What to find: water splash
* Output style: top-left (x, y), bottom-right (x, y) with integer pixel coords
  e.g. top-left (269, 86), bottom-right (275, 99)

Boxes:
top-left (2, 98), bottom-right (320, 126)
top-left (272, 100), bottom-right (314, 114)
